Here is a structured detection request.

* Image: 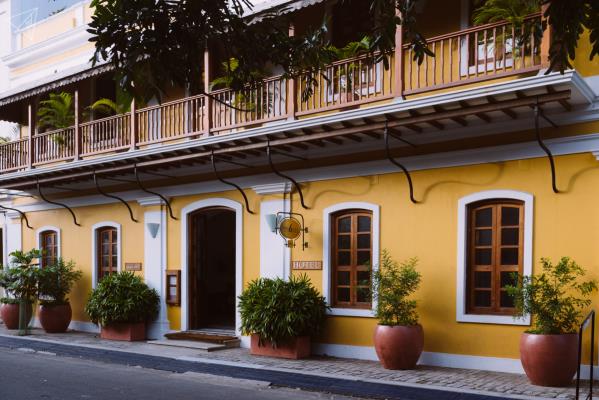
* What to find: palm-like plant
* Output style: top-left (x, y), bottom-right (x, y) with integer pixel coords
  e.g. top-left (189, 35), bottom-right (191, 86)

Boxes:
top-left (472, 0), bottom-right (540, 26)
top-left (37, 92), bottom-right (75, 132)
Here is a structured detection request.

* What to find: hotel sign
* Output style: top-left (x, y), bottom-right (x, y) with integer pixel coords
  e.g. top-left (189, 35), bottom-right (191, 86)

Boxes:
top-left (292, 261), bottom-right (322, 270)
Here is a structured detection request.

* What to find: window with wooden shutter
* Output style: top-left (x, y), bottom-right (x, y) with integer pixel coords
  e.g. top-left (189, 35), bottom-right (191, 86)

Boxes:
top-left (40, 230), bottom-right (58, 268)
top-left (331, 210), bottom-right (372, 309)
top-left (467, 200), bottom-right (524, 315)
top-left (97, 227), bottom-right (118, 280)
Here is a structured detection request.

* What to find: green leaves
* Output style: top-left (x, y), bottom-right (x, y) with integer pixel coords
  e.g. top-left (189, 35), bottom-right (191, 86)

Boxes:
top-left (37, 259), bottom-right (82, 306)
top-left (37, 92), bottom-right (75, 132)
top-left (506, 257), bottom-right (598, 334)
top-left (84, 271), bottom-right (159, 326)
top-left (238, 274), bottom-right (328, 347)
top-left (372, 250), bottom-right (421, 326)
top-left (0, 249), bottom-right (43, 303)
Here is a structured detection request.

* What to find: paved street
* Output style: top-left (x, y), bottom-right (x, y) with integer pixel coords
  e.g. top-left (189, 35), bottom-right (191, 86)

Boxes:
top-left (0, 348), bottom-right (362, 400)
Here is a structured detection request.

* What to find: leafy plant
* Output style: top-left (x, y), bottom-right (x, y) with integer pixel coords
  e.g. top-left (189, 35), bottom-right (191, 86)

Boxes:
top-left (0, 249), bottom-right (42, 303)
top-left (38, 259), bottom-right (83, 306)
top-left (506, 257), bottom-right (598, 334)
top-left (472, 0), bottom-right (539, 26)
top-left (85, 271), bottom-right (159, 326)
top-left (372, 250), bottom-right (421, 326)
top-left (238, 274), bottom-right (328, 346)
top-left (37, 92), bottom-right (75, 132)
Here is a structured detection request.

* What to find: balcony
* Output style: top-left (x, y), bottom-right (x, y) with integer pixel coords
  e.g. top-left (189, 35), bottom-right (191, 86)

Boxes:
top-left (0, 14), bottom-right (548, 175)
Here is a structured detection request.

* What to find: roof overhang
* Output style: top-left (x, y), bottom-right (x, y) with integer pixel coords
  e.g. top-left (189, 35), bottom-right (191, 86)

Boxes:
top-left (0, 71), bottom-right (595, 196)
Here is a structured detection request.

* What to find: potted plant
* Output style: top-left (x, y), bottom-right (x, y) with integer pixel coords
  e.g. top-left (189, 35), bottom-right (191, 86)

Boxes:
top-left (372, 251), bottom-right (423, 370)
top-left (37, 258), bottom-right (82, 333)
top-left (0, 250), bottom-right (42, 330)
top-left (84, 271), bottom-right (159, 341)
top-left (238, 274), bottom-right (328, 359)
top-left (506, 257), bottom-right (597, 387)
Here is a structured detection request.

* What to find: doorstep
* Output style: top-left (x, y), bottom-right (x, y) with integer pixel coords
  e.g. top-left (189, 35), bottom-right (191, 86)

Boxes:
top-left (147, 339), bottom-right (236, 352)
top-left (0, 325), bottom-right (585, 400)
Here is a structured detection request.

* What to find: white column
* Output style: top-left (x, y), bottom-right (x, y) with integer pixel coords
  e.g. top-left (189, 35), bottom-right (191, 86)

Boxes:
top-left (5, 211), bottom-right (22, 265)
top-left (140, 197), bottom-right (170, 339)
top-left (253, 183), bottom-right (291, 280)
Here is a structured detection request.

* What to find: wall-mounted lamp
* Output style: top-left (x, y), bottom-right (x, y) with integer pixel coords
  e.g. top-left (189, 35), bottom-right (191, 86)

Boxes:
top-left (146, 222), bottom-right (160, 239)
top-left (265, 212), bottom-right (308, 250)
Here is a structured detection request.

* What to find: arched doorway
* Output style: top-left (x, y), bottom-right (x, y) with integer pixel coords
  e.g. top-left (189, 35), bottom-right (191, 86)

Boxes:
top-left (188, 207), bottom-right (236, 330)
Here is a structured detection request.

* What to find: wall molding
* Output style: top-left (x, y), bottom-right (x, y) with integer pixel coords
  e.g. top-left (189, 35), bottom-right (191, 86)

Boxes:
top-left (251, 182), bottom-right (290, 195)
top-left (8, 132), bottom-right (599, 215)
top-left (322, 202), bottom-right (380, 318)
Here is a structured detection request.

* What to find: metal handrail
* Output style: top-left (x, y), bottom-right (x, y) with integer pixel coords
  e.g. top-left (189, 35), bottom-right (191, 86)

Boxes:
top-left (576, 310), bottom-right (595, 400)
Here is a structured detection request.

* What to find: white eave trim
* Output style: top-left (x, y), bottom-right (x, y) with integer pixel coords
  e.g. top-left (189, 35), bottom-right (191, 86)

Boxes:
top-left (2, 25), bottom-right (92, 69)
top-left (0, 70), bottom-right (595, 183)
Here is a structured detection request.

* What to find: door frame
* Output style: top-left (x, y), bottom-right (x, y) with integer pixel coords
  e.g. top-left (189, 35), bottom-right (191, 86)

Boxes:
top-left (180, 198), bottom-right (243, 334)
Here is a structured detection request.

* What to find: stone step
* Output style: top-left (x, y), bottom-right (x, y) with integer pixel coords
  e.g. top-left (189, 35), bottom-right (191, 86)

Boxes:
top-left (147, 338), bottom-right (240, 352)
top-left (164, 330), bottom-right (237, 345)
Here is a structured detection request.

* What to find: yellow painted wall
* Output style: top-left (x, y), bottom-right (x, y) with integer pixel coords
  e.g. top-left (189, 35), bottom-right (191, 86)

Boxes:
top-left (16, 149), bottom-right (599, 361)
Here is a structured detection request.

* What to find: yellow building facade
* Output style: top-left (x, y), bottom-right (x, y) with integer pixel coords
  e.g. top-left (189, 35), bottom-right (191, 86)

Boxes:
top-left (0, 0), bottom-right (599, 375)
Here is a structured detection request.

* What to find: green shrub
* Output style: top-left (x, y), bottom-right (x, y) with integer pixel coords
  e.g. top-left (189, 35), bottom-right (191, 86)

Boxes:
top-left (238, 274), bottom-right (328, 346)
top-left (85, 272), bottom-right (159, 326)
top-left (506, 257), bottom-right (597, 334)
top-left (0, 250), bottom-right (42, 303)
top-left (38, 259), bottom-right (82, 306)
top-left (372, 250), bottom-right (421, 326)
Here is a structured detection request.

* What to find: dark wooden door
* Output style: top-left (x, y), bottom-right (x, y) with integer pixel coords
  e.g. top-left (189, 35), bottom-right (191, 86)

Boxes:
top-left (188, 207), bottom-right (236, 330)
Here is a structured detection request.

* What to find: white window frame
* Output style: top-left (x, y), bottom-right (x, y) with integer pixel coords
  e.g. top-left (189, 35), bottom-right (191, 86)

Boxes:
top-left (323, 202), bottom-right (380, 318)
top-left (36, 225), bottom-right (61, 265)
top-left (456, 190), bottom-right (533, 325)
top-left (91, 221), bottom-right (122, 288)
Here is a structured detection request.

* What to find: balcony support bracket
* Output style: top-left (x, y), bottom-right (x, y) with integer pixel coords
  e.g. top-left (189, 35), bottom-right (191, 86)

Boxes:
top-left (94, 172), bottom-right (138, 223)
top-left (211, 151), bottom-right (254, 214)
top-left (534, 100), bottom-right (560, 194)
top-left (384, 122), bottom-right (419, 204)
top-left (266, 141), bottom-right (309, 209)
top-left (134, 166), bottom-right (178, 220)
top-left (37, 179), bottom-right (81, 226)
top-left (0, 204), bottom-right (32, 229)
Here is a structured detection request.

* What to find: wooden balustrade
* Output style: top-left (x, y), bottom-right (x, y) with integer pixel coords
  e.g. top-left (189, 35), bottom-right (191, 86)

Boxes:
top-left (0, 17), bottom-right (550, 174)
top-left (136, 94), bottom-right (206, 145)
top-left (211, 75), bottom-right (288, 132)
top-left (0, 138), bottom-right (28, 172)
top-left (403, 13), bottom-right (543, 95)
top-left (80, 113), bottom-right (131, 156)
top-left (32, 127), bottom-right (76, 165)
top-left (297, 52), bottom-right (394, 115)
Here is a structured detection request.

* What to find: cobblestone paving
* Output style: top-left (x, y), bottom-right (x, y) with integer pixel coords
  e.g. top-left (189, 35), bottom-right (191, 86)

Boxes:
top-left (0, 326), bottom-right (587, 400)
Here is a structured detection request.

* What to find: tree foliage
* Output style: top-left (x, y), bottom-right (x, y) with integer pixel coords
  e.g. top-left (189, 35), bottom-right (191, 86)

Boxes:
top-left (88, 0), bottom-right (599, 101)
top-left (372, 251), bottom-right (421, 326)
top-left (38, 258), bottom-right (83, 306)
top-left (506, 257), bottom-right (598, 334)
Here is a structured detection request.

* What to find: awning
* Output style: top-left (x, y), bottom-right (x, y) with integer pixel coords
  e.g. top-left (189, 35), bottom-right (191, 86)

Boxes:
top-left (0, 63), bottom-right (113, 108)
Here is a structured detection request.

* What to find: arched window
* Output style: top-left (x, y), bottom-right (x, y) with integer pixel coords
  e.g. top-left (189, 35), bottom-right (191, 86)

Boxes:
top-left (39, 230), bottom-right (58, 268)
top-left (96, 226), bottom-right (118, 281)
top-left (331, 209), bottom-right (373, 309)
top-left (467, 200), bottom-right (524, 314)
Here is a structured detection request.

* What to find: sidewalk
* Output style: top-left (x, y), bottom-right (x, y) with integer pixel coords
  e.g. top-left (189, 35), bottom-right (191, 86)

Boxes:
top-left (0, 325), bottom-right (586, 400)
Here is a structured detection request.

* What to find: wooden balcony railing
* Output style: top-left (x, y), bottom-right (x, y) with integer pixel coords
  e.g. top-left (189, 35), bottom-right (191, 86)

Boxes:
top-left (297, 52), bottom-right (394, 115)
top-left (403, 13), bottom-right (543, 95)
top-left (0, 15), bottom-right (547, 174)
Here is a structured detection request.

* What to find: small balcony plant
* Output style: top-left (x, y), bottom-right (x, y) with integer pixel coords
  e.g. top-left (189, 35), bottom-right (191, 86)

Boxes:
top-left (85, 271), bottom-right (159, 341)
top-left (37, 258), bottom-right (82, 333)
top-left (506, 257), bottom-right (597, 387)
top-left (0, 250), bottom-right (42, 330)
top-left (372, 250), bottom-right (423, 370)
top-left (238, 274), bottom-right (328, 359)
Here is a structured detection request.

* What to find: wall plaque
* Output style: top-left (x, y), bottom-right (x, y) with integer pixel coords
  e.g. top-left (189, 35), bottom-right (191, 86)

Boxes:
top-left (292, 261), bottom-right (322, 270)
top-left (125, 262), bottom-right (142, 271)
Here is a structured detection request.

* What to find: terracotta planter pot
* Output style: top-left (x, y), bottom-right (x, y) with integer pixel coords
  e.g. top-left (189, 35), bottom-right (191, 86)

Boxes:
top-left (100, 322), bottom-right (146, 341)
top-left (0, 303), bottom-right (33, 330)
top-left (374, 324), bottom-right (424, 370)
top-left (250, 334), bottom-right (311, 359)
top-left (520, 333), bottom-right (578, 387)
top-left (38, 303), bottom-right (72, 333)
